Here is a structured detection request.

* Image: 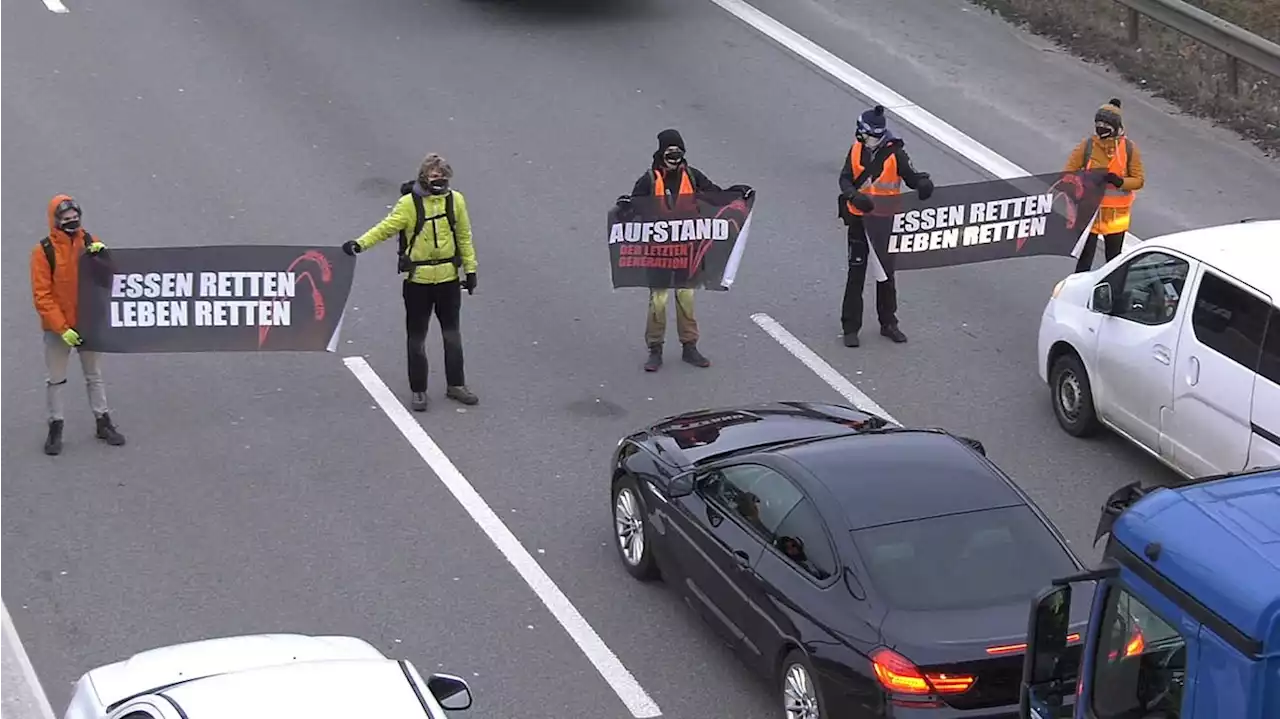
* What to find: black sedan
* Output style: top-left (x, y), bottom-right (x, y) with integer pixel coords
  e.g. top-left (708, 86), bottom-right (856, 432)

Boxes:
top-left (609, 401), bottom-right (1092, 718)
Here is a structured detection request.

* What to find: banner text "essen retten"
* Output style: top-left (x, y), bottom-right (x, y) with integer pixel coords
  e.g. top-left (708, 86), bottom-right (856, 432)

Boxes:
top-left (109, 271), bottom-right (296, 328)
top-left (887, 194), bottom-right (1053, 254)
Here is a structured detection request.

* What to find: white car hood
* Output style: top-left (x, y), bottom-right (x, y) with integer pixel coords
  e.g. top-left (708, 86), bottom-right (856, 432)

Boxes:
top-left (81, 633), bottom-right (385, 709)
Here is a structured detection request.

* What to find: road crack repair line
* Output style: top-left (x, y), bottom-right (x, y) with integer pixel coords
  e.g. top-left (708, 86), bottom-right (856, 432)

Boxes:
top-left (342, 356), bottom-right (663, 719)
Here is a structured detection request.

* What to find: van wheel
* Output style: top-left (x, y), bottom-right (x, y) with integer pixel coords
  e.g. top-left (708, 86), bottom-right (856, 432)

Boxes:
top-left (1050, 353), bottom-right (1100, 437)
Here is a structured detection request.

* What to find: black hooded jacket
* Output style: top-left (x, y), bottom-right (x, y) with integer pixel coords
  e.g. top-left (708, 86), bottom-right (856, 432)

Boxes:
top-left (838, 138), bottom-right (929, 197)
top-left (632, 151), bottom-right (722, 200)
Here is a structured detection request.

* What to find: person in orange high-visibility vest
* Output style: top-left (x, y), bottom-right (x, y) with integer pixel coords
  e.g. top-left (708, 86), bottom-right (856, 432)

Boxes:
top-left (617, 129), bottom-right (752, 373)
top-left (838, 106), bottom-right (934, 348)
top-left (1064, 98), bottom-right (1145, 273)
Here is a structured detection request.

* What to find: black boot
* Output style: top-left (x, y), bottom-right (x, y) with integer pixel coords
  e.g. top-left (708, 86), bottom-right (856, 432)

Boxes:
top-left (95, 413), bottom-right (126, 446)
top-left (682, 343), bottom-right (711, 368)
top-left (880, 324), bottom-right (908, 343)
top-left (843, 333), bottom-right (860, 347)
top-left (44, 420), bottom-right (64, 456)
top-left (644, 344), bottom-right (663, 372)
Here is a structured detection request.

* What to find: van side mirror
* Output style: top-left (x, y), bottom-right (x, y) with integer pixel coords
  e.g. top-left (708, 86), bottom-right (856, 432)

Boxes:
top-left (668, 473), bottom-right (696, 498)
top-left (1018, 585), bottom-right (1075, 719)
top-left (1091, 283), bottom-right (1113, 314)
top-left (427, 673), bottom-right (473, 711)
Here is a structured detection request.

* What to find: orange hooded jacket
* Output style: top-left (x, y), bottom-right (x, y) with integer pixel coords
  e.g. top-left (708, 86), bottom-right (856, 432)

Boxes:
top-left (30, 194), bottom-right (95, 334)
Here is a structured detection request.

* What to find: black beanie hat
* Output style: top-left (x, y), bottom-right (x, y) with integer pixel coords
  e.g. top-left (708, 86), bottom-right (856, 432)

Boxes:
top-left (657, 129), bottom-right (686, 152)
top-left (1095, 98), bottom-right (1123, 129)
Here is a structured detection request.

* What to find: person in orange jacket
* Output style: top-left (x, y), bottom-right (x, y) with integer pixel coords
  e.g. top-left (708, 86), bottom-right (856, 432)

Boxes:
top-left (30, 194), bottom-right (126, 455)
top-left (1064, 98), bottom-right (1145, 273)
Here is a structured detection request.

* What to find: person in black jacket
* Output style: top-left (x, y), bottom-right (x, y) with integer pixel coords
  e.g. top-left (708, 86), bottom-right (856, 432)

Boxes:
top-left (838, 106), bottom-right (934, 347)
top-left (618, 129), bottom-right (752, 372)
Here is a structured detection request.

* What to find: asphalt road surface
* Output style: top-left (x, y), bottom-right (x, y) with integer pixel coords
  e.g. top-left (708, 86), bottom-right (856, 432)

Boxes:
top-left (4, 0), bottom-right (1278, 717)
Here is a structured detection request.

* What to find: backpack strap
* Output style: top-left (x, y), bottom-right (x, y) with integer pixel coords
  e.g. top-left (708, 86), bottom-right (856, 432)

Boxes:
top-left (40, 236), bottom-right (56, 274)
top-left (397, 188), bottom-right (462, 270)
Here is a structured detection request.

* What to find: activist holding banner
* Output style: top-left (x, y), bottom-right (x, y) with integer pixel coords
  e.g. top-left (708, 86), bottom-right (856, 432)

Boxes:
top-left (837, 105), bottom-right (934, 347)
top-left (343, 153), bottom-right (479, 412)
top-left (1064, 98), bottom-right (1145, 273)
top-left (29, 194), bottom-right (127, 455)
top-left (616, 129), bottom-right (754, 372)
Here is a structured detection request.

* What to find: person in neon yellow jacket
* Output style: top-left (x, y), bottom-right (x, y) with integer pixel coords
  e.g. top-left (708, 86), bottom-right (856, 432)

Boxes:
top-left (343, 153), bottom-right (479, 412)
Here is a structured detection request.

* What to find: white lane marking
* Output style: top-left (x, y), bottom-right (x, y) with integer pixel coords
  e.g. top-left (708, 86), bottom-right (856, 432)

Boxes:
top-left (750, 313), bottom-right (899, 423)
top-left (342, 357), bottom-right (662, 719)
top-left (42, 0), bottom-right (70, 13)
top-left (705, 0), bottom-right (1142, 249)
top-left (2, 600), bottom-right (58, 719)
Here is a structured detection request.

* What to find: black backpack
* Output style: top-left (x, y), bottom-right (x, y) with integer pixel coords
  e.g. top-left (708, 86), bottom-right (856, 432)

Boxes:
top-left (39, 231), bottom-right (95, 274)
top-left (396, 181), bottom-right (460, 272)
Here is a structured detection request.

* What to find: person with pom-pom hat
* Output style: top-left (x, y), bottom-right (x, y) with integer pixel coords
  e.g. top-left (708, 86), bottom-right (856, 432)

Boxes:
top-left (1064, 98), bottom-right (1145, 272)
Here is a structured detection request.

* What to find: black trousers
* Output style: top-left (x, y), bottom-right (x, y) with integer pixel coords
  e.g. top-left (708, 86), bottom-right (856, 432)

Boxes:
top-left (1075, 232), bottom-right (1126, 273)
top-left (841, 220), bottom-right (898, 336)
top-left (403, 279), bottom-right (465, 392)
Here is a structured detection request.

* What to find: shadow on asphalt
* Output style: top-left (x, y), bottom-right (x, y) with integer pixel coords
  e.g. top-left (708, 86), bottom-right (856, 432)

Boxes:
top-left (458, 0), bottom-right (661, 23)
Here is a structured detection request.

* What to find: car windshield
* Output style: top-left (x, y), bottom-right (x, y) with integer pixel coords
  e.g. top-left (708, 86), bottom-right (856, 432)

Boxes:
top-left (851, 505), bottom-right (1078, 611)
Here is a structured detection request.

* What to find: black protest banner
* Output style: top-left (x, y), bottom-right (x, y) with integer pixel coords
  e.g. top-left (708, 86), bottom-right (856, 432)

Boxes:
top-left (608, 190), bottom-right (756, 290)
top-left (861, 170), bottom-right (1108, 273)
top-left (77, 245), bottom-right (356, 353)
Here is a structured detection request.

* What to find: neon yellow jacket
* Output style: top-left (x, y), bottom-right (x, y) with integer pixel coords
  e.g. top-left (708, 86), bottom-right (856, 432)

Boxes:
top-left (355, 190), bottom-right (477, 285)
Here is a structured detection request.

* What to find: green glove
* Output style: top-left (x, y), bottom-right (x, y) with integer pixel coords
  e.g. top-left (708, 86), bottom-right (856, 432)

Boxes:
top-left (87, 241), bottom-right (106, 254)
top-left (61, 328), bottom-right (82, 346)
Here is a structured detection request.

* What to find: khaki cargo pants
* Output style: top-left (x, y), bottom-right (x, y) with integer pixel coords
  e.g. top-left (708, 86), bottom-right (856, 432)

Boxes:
top-left (44, 331), bottom-right (109, 422)
top-left (645, 288), bottom-right (699, 347)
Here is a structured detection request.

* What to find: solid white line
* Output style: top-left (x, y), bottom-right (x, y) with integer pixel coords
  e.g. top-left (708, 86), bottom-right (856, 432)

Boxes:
top-left (341, 357), bottom-right (662, 719)
top-left (750, 313), bottom-right (899, 423)
top-left (2, 600), bottom-right (58, 719)
top-left (705, 0), bottom-right (1142, 249)
top-left (41, 0), bottom-right (69, 13)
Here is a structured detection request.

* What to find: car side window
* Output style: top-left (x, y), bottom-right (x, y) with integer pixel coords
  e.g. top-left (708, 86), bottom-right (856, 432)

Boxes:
top-left (1260, 310), bottom-right (1280, 384)
top-left (771, 499), bottom-right (838, 582)
top-left (1090, 587), bottom-right (1187, 718)
top-left (701, 463), bottom-right (803, 539)
top-left (1111, 251), bottom-right (1189, 325)
top-left (1191, 270), bottom-right (1270, 372)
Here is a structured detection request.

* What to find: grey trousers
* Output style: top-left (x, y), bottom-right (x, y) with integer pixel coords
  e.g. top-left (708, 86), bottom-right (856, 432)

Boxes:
top-left (44, 331), bottom-right (109, 422)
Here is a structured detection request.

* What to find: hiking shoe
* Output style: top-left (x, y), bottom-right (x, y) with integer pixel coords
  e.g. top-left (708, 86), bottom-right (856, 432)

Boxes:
top-left (44, 420), bottom-right (64, 456)
top-left (95, 413), bottom-right (126, 446)
top-left (410, 392), bottom-right (429, 412)
top-left (880, 325), bottom-right (908, 343)
top-left (843, 333), bottom-right (860, 347)
top-left (682, 343), bottom-right (711, 368)
top-left (446, 386), bottom-right (479, 405)
top-left (644, 344), bottom-right (663, 372)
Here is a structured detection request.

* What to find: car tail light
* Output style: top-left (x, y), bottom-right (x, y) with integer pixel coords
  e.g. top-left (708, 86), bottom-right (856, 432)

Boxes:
top-left (985, 633), bottom-right (1081, 656)
top-left (870, 648), bottom-right (975, 695)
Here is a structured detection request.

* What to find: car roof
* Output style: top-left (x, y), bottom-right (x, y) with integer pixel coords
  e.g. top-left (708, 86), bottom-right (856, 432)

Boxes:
top-left (775, 430), bottom-right (1027, 530)
top-left (159, 658), bottom-right (433, 718)
top-left (1140, 219), bottom-right (1280, 299)
top-left (640, 401), bottom-right (890, 467)
top-left (1114, 469), bottom-right (1280, 649)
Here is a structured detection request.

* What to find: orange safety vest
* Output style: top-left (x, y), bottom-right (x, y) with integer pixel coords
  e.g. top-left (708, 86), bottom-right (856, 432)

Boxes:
top-left (653, 166), bottom-right (695, 205)
top-left (1084, 136), bottom-right (1135, 235)
top-left (846, 142), bottom-right (902, 217)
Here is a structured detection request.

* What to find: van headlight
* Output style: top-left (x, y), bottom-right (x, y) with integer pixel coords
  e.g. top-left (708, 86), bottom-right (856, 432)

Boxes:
top-left (1051, 279), bottom-right (1067, 299)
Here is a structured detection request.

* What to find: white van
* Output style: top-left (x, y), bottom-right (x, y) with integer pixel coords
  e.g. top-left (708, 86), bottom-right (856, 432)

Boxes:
top-left (1036, 219), bottom-right (1280, 479)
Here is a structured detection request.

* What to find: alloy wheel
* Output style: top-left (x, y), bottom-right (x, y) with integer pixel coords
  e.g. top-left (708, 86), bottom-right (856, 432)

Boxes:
top-left (783, 663), bottom-right (819, 719)
top-left (614, 487), bottom-right (645, 566)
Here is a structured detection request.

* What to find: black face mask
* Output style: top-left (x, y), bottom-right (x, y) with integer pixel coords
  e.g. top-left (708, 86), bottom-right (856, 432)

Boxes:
top-left (427, 179), bottom-right (449, 194)
top-left (59, 220), bottom-right (81, 233)
top-left (664, 151), bottom-right (684, 165)
top-left (1095, 123), bottom-right (1116, 139)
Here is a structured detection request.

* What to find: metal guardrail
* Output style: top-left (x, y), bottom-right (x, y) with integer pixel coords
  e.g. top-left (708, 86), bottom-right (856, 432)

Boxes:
top-left (1116, 0), bottom-right (1280, 95)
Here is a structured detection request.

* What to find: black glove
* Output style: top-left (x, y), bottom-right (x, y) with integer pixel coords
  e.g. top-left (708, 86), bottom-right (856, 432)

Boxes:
top-left (464, 272), bottom-right (477, 295)
top-left (727, 184), bottom-right (754, 200)
top-left (848, 192), bottom-right (875, 213)
top-left (615, 195), bottom-right (632, 207)
top-left (1104, 172), bottom-right (1124, 188)
top-left (342, 240), bottom-right (362, 256)
top-left (916, 176), bottom-right (935, 201)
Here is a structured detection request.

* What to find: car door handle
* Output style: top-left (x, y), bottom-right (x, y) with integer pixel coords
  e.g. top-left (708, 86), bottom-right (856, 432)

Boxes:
top-left (1153, 344), bottom-right (1171, 365)
top-left (1186, 355), bottom-right (1200, 386)
top-left (732, 550), bottom-right (753, 571)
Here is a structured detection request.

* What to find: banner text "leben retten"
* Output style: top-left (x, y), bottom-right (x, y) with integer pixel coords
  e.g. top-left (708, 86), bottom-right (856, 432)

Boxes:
top-left (109, 271), bottom-right (297, 328)
top-left (887, 194), bottom-right (1053, 254)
